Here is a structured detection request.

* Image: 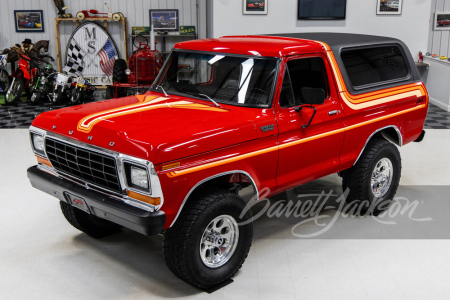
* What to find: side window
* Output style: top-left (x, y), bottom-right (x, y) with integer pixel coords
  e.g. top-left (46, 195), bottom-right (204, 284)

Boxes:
top-left (279, 57), bottom-right (328, 108)
top-left (341, 45), bottom-right (409, 88)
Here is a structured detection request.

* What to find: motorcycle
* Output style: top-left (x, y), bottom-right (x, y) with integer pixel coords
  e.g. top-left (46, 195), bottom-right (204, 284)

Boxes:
top-left (51, 72), bottom-right (72, 104)
top-left (0, 54), bottom-right (10, 95)
top-left (30, 63), bottom-right (57, 105)
top-left (69, 76), bottom-right (96, 105)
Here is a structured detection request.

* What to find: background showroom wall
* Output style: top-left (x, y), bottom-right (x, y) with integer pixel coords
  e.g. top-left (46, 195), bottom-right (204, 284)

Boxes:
top-left (0, 0), bottom-right (208, 64)
top-left (212, 0), bottom-right (432, 60)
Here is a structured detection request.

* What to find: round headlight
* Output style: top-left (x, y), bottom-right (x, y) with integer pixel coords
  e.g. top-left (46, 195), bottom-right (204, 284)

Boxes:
top-left (125, 69), bottom-right (131, 75)
top-left (33, 134), bottom-right (45, 151)
top-left (130, 166), bottom-right (148, 189)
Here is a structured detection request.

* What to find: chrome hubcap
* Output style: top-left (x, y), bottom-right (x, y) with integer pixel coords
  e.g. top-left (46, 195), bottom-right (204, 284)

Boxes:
top-left (371, 158), bottom-right (393, 198)
top-left (200, 215), bottom-right (239, 268)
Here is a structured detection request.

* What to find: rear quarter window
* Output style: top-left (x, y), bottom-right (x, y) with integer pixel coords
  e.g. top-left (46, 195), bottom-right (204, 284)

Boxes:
top-left (340, 45), bottom-right (409, 89)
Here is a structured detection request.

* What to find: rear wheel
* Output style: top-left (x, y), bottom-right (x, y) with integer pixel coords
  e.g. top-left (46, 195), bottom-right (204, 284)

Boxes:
top-left (163, 188), bottom-right (253, 289)
top-left (341, 139), bottom-right (401, 216)
top-left (112, 59), bottom-right (127, 84)
top-left (76, 12), bottom-right (85, 20)
top-left (60, 201), bottom-right (122, 239)
top-left (6, 77), bottom-right (24, 105)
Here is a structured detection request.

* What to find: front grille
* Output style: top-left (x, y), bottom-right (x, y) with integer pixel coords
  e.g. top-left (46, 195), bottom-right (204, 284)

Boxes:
top-left (45, 138), bottom-right (122, 193)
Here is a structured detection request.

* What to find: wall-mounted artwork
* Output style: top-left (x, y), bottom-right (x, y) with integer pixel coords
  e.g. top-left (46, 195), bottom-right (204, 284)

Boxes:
top-left (243, 1), bottom-right (268, 15)
top-left (434, 12), bottom-right (450, 30)
top-left (14, 10), bottom-right (45, 32)
top-left (149, 9), bottom-right (179, 32)
top-left (376, 0), bottom-right (402, 15)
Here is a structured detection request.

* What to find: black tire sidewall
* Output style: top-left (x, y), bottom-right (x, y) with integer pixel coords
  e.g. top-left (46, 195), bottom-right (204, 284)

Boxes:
top-left (30, 91), bottom-right (41, 104)
top-left (366, 145), bottom-right (401, 212)
top-left (185, 196), bottom-right (253, 286)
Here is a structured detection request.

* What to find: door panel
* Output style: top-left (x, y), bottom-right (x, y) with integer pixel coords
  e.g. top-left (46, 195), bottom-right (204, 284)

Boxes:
top-left (275, 54), bottom-right (345, 193)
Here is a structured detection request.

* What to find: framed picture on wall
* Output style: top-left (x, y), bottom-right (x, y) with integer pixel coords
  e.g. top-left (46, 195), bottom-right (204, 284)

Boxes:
top-left (14, 10), bottom-right (44, 32)
top-left (376, 0), bottom-right (402, 15)
top-left (243, 0), bottom-right (268, 15)
top-left (149, 9), bottom-right (179, 32)
top-left (434, 12), bottom-right (450, 30)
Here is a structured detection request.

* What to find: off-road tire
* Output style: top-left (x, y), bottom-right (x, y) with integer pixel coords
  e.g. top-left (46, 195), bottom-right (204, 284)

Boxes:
top-left (341, 139), bottom-right (401, 216)
top-left (52, 86), bottom-right (64, 104)
top-left (163, 188), bottom-right (253, 290)
top-left (60, 201), bottom-right (122, 239)
top-left (70, 89), bottom-right (81, 105)
top-left (0, 70), bottom-right (10, 92)
top-left (112, 59), bottom-right (127, 84)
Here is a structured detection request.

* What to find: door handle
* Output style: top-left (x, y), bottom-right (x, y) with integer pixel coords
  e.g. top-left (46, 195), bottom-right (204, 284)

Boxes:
top-left (328, 110), bottom-right (340, 116)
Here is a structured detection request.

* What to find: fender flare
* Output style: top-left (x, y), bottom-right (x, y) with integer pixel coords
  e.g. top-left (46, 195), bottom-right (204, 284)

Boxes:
top-left (353, 125), bottom-right (402, 166)
top-left (169, 170), bottom-right (259, 227)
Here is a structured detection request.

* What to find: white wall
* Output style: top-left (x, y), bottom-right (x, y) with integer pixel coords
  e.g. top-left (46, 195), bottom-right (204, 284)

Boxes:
top-left (0, 0), bottom-right (207, 65)
top-left (428, 0), bottom-right (450, 56)
top-left (213, 0), bottom-right (432, 59)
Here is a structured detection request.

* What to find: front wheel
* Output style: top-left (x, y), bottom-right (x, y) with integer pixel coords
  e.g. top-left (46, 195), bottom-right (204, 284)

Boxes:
top-left (60, 201), bottom-right (122, 239)
top-left (52, 86), bottom-right (64, 104)
top-left (6, 77), bottom-right (24, 105)
top-left (163, 188), bottom-right (253, 289)
top-left (69, 89), bottom-right (81, 105)
top-left (30, 91), bottom-right (42, 105)
top-left (341, 139), bottom-right (401, 216)
top-left (0, 70), bottom-right (10, 92)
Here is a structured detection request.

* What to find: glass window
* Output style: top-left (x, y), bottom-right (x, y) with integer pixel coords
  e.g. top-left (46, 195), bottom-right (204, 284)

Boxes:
top-left (341, 45), bottom-right (409, 88)
top-left (153, 51), bottom-right (279, 106)
top-left (279, 57), bottom-right (328, 108)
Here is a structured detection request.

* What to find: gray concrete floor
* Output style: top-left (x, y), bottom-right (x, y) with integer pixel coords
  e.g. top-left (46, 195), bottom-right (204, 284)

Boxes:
top-left (0, 129), bottom-right (450, 300)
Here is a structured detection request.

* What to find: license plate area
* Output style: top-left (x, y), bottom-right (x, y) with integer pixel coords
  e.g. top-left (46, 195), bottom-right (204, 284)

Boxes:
top-left (65, 192), bottom-right (90, 213)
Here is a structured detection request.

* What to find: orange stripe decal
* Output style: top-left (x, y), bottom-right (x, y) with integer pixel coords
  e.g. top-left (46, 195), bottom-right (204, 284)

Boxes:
top-left (77, 96), bottom-right (226, 133)
top-left (166, 104), bottom-right (426, 178)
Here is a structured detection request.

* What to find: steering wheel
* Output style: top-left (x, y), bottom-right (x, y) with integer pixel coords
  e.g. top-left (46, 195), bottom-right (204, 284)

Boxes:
top-left (247, 88), bottom-right (269, 104)
top-left (133, 34), bottom-right (149, 50)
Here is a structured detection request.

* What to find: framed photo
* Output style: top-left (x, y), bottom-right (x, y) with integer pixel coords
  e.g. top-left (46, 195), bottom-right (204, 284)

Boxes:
top-left (376, 0), bottom-right (402, 15)
top-left (14, 10), bottom-right (44, 32)
top-left (149, 9), bottom-right (179, 32)
top-left (434, 12), bottom-right (450, 30)
top-left (243, 1), bottom-right (268, 15)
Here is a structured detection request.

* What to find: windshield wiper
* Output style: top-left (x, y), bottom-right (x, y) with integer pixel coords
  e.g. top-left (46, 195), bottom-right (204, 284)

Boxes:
top-left (156, 85), bottom-right (169, 97)
top-left (198, 93), bottom-right (220, 107)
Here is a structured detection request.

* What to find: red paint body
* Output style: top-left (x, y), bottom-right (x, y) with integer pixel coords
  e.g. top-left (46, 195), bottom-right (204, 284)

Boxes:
top-left (31, 36), bottom-right (428, 229)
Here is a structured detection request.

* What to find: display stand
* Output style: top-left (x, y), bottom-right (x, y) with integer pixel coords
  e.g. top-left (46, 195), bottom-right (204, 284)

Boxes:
top-left (54, 17), bottom-right (128, 76)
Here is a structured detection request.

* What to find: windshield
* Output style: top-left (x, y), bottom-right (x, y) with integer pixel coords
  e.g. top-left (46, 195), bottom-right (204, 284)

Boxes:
top-left (152, 51), bottom-right (279, 107)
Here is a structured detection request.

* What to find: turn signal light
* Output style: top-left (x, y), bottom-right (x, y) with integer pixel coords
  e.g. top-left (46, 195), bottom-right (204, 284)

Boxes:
top-left (36, 156), bottom-right (52, 167)
top-left (127, 190), bottom-right (161, 206)
top-left (162, 161), bottom-right (181, 171)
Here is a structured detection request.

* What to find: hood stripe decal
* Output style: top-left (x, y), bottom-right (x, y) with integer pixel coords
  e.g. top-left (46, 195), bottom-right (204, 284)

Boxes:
top-left (77, 95), bottom-right (226, 133)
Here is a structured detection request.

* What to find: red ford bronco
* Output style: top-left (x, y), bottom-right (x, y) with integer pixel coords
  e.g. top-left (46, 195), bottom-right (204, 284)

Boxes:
top-left (27, 33), bottom-right (428, 289)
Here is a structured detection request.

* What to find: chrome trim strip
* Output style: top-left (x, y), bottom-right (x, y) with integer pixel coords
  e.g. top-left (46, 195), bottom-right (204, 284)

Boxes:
top-left (169, 170), bottom-right (259, 227)
top-left (353, 125), bottom-right (402, 166)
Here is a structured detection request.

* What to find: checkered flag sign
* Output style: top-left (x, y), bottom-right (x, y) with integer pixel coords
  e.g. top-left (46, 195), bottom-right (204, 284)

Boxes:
top-left (63, 41), bottom-right (86, 75)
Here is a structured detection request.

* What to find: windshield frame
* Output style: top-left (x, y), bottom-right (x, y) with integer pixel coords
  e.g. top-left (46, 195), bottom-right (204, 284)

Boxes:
top-left (150, 49), bottom-right (281, 109)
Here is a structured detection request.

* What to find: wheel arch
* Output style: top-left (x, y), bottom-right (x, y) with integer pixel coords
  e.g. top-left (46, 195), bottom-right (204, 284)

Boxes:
top-left (353, 125), bottom-right (402, 166)
top-left (169, 170), bottom-right (258, 227)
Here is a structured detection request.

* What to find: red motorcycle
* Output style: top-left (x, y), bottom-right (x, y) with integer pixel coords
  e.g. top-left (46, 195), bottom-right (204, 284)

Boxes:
top-left (5, 51), bottom-right (40, 105)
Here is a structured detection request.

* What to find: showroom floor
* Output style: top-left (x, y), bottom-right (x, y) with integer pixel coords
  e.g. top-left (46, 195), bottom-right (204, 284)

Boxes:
top-left (0, 128), bottom-right (449, 300)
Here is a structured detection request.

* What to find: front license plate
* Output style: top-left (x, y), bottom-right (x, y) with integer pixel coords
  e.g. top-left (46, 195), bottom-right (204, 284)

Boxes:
top-left (65, 193), bottom-right (90, 213)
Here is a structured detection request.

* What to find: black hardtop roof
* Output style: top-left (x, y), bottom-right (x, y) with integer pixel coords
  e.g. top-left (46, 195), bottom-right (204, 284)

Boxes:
top-left (268, 32), bottom-right (404, 53)
top-left (267, 32), bottom-right (420, 95)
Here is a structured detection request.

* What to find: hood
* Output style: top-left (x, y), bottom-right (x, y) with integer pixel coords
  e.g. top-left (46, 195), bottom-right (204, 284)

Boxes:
top-left (31, 92), bottom-right (268, 164)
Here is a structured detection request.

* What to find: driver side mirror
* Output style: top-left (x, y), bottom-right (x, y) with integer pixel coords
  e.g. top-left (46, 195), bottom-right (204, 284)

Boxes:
top-left (301, 87), bottom-right (325, 105)
top-left (294, 87), bottom-right (326, 129)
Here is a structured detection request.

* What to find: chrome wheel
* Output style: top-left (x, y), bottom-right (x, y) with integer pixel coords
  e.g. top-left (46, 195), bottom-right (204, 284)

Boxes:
top-left (371, 158), bottom-right (393, 198)
top-left (200, 215), bottom-right (239, 268)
